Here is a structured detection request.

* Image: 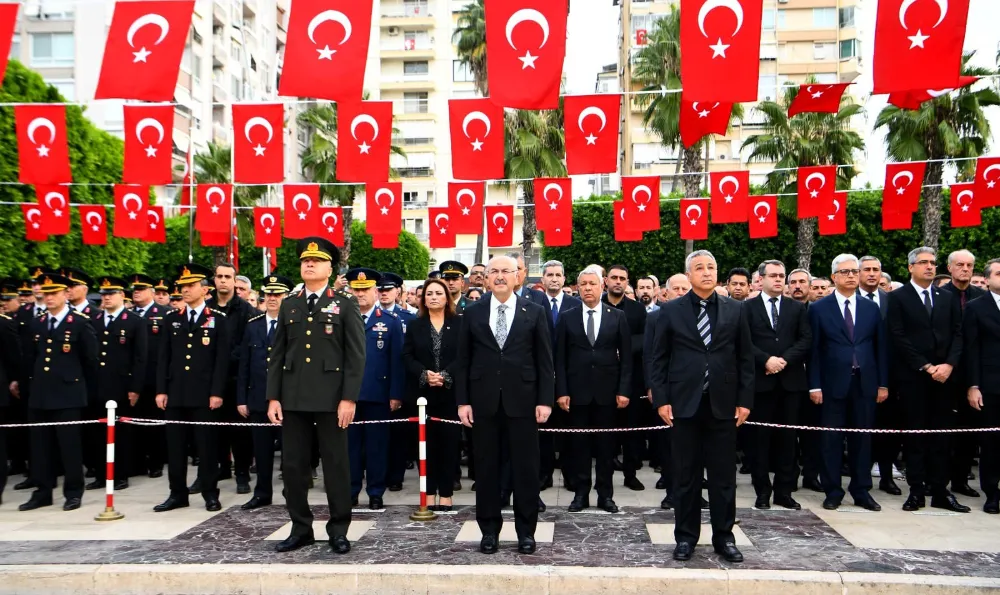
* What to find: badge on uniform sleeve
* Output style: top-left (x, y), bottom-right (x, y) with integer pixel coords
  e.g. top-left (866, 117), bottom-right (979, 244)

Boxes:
top-left (203, 336), bottom-right (211, 345)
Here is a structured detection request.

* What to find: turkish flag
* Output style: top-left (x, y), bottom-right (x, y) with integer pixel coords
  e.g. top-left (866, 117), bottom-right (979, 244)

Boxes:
top-left (680, 198), bottom-right (709, 241)
top-left (195, 184), bottom-right (232, 233)
top-left (613, 201), bottom-right (642, 242)
top-left (21, 203), bottom-right (47, 242)
top-left (449, 99), bottom-right (505, 180)
top-left (180, 147), bottom-right (194, 213)
top-left (146, 206), bottom-right (166, 243)
top-left (200, 230), bottom-right (229, 247)
top-left (336, 100), bottom-right (392, 183)
top-left (78, 205), bottom-right (107, 246)
top-left (283, 184), bottom-right (319, 238)
top-left (973, 157), bottom-right (1000, 208)
top-left (788, 83), bottom-right (851, 117)
top-left (254, 207), bottom-right (283, 248)
top-left (94, 0), bottom-right (195, 101)
top-left (873, 0), bottom-right (970, 95)
top-left (113, 185), bottom-right (149, 239)
top-left (265, 247), bottom-right (278, 273)
top-left (428, 206), bottom-right (456, 249)
top-left (232, 103), bottom-right (284, 183)
top-left (621, 176), bottom-right (660, 232)
top-left (534, 178), bottom-right (572, 231)
top-left (278, 0), bottom-right (373, 102)
top-left (366, 182), bottom-right (403, 236)
top-left (818, 192), bottom-right (848, 236)
top-left (680, 0), bottom-right (763, 102)
top-left (882, 208), bottom-right (914, 231)
top-left (448, 181), bottom-right (485, 234)
top-left (748, 195), bottom-right (778, 239)
top-left (797, 165), bottom-right (836, 219)
top-left (35, 185), bottom-right (70, 236)
top-left (318, 206), bottom-right (345, 247)
top-left (0, 4), bottom-right (18, 83)
top-left (16, 105), bottom-right (71, 185)
top-left (543, 225), bottom-right (572, 247)
top-left (951, 183), bottom-right (981, 227)
top-left (486, 204), bottom-right (515, 247)
top-left (679, 99), bottom-right (733, 148)
top-left (230, 217), bottom-right (239, 272)
top-left (883, 162), bottom-right (925, 213)
top-left (372, 234), bottom-right (399, 250)
top-left (123, 105), bottom-right (174, 185)
top-left (709, 170), bottom-right (749, 223)
top-left (564, 94), bottom-right (620, 175)
top-left (887, 76), bottom-right (978, 110)
top-left (485, 0), bottom-right (567, 109)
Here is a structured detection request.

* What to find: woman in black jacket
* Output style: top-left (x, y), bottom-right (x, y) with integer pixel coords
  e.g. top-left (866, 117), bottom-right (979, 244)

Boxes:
top-left (402, 278), bottom-right (462, 511)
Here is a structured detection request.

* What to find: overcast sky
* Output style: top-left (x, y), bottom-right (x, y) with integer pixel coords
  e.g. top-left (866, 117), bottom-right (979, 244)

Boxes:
top-left (561, 0), bottom-right (1000, 191)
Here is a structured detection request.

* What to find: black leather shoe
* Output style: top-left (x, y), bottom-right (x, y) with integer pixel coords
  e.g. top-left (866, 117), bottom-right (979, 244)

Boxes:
top-left (803, 477), bottom-right (824, 493)
top-left (19, 494), bottom-right (52, 511)
top-left (114, 479), bottom-right (129, 491)
top-left (275, 534), bottom-right (315, 553)
top-left (672, 542), bottom-right (694, 561)
top-left (597, 498), bottom-right (619, 513)
top-left (480, 534), bottom-right (499, 554)
top-left (660, 495), bottom-right (673, 510)
top-left (739, 465), bottom-right (750, 475)
top-left (773, 494), bottom-right (801, 510)
top-left (952, 483), bottom-right (980, 498)
top-left (822, 497), bottom-right (841, 510)
top-left (902, 494), bottom-right (925, 511)
top-left (454, 479), bottom-right (463, 491)
top-left (714, 542), bottom-right (744, 563)
top-left (13, 479), bottom-right (35, 491)
top-left (984, 496), bottom-right (999, 514)
top-left (148, 468), bottom-right (163, 479)
top-left (517, 536), bottom-right (536, 554)
top-left (540, 476), bottom-right (553, 490)
top-left (330, 535), bottom-right (351, 554)
top-left (537, 497), bottom-right (546, 513)
top-left (388, 483), bottom-right (403, 492)
top-left (85, 479), bottom-right (103, 490)
top-left (85, 468), bottom-right (95, 478)
top-left (153, 497), bottom-right (189, 512)
top-left (63, 497), bottom-right (81, 511)
top-left (931, 494), bottom-right (971, 513)
top-left (655, 478), bottom-right (666, 490)
top-left (369, 496), bottom-right (384, 510)
top-left (236, 481), bottom-right (251, 495)
top-left (854, 496), bottom-right (881, 511)
top-left (205, 498), bottom-right (222, 512)
top-left (241, 496), bottom-right (272, 510)
top-left (754, 494), bottom-right (770, 510)
top-left (188, 479), bottom-right (202, 494)
top-left (352, 496), bottom-right (359, 507)
top-left (612, 457), bottom-right (624, 472)
top-left (624, 477), bottom-right (645, 491)
top-left (879, 479), bottom-right (902, 496)
top-left (568, 493), bottom-right (589, 512)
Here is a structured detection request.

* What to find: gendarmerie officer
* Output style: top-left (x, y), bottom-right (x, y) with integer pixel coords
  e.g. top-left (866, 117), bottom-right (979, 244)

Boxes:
top-left (129, 274), bottom-right (169, 478)
top-left (440, 261), bottom-right (469, 313)
top-left (153, 264), bottom-right (231, 513)
top-left (0, 294), bottom-right (21, 504)
top-left (9, 268), bottom-right (49, 487)
top-left (17, 274), bottom-right (98, 512)
top-left (236, 274), bottom-right (292, 510)
top-left (378, 271), bottom-right (416, 491)
top-left (86, 276), bottom-right (147, 491)
top-left (268, 238), bottom-right (366, 555)
top-left (60, 267), bottom-right (95, 316)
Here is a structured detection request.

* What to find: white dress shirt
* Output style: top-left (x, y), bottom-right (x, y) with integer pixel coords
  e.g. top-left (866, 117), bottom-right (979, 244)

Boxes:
top-left (46, 306), bottom-right (70, 328)
top-left (361, 307), bottom-right (376, 325)
top-left (489, 292), bottom-right (518, 338)
top-left (992, 291), bottom-right (1000, 311)
top-left (305, 285), bottom-right (329, 302)
top-left (185, 302), bottom-right (206, 322)
top-left (581, 303), bottom-right (603, 336)
top-left (547, 291), bottom-right (564, 312)
top-left (761, 292), bottom-right (782, 328)
top-left (833, 291), bottom-right (857, 321)
top-left (860, 288), bottom-right (881, 308)
top-left (911, 279), bottom-right (934, 307)
top-left (104, 306), bottom-right (125, 327)
top-left (71, 300), bottom-right (89, 313)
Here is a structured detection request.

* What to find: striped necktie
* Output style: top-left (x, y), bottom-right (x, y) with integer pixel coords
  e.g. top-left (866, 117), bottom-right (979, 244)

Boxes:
top-left (697, 299), bottom-right (711, 391)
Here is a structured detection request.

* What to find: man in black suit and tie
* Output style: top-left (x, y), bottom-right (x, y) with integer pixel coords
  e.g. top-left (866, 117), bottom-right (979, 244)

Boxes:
top-left (887, 247), bottom-right (969, 513)
top-left (808, 254), bottom-right (888, 512)
top-left (745, 260), bottom-right (811, 510)
top-left (964, 258), bottom-right (1000, 513)
top-left (650, 250), bottom-right (754, 564)
top-left (456, 255), bottom-right (554, 556)
top-left (555, 265), bottom-right (631, 513)
top-left (507, 252), bottom-right (549, 308)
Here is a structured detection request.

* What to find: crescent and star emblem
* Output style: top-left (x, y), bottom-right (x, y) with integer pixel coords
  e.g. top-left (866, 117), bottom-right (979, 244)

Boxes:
top-left (244, 116), bottom-right (274, 156)
top-left (455, 189), bottom-right (477, 215)
top-left (85, 211), bottom-right (103, 232)
top-left (631, 185), bottom-right (652, 213)
top-left (577, 107), bottom-right (606, 145)
top-left (26, 207), bottom-right (42, 229)
top-left (122, 192), bottom-right (143, 220)
top-left (291, 193), bottom-right (313, 221)
top-left (828, 199), bottom-right (841, 221)
top-left (543, 183), bottom-right (563, 211)
top-left (492, 211), bottom-right (509, 234)
top-left (205, 186), bottom-right (227, 214)
top-left (804, 172), bottom-right (826, 198)
top-left (322, 212), bottom-right (339, 232)
top-left (44, 191), bottom-right (66, 218)
top-left (462, 111), bottom-right (491, 151)
top-left (753, 200), bottom-right (771, 223)
top-left (692, 101), bottom-right (721, 119)
top-left (899, 0), bottom-right (948, 49)
top-left (148, 209), bottom-right (161, 230)
top-left (27, 117), bottom-right (56, 157)
top-left (259, 212), bottom-right (276, 234)
top-left (374, 188), bottom-right (395, 216)
top-left (956, 189), bottom-right (974, 212)
top-left (698, 0), bottom-right (745, 59)
top-left (981, 163), bottom-right (1000, 190)
top-left (505, 8), bottom-right (549, 70)
top-left (892, 170), bottom-right (914, 195)
top-left (135, 117), bottom-right (165, 157)
top-left (717, 175), bottom-right (740, 202)
top-left (126, 13), bottom-right (170, 63)
top-left (434, 212), bottom-right (450, 233)
top-left (308, 10), bottom-right (353, 60)
top-left (685, 204), bottom-right (703, 225)
top-left (350, 114), bottom-right (380, 154)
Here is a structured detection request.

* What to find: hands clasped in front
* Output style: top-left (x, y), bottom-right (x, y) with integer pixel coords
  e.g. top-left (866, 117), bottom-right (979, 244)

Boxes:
top-left (656, 404), bottom-right (751, 427)
top-left (458, 404), bottom-right (552, 427)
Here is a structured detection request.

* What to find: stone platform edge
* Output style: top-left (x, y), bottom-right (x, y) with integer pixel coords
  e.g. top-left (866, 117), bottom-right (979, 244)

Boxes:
top-left (2, 564), bottom-right (1000, 595)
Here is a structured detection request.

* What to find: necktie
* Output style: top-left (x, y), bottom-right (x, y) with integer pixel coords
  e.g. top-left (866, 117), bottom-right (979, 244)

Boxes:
top-left (495, 304), bottom-right (508, 349)
top-left (587, 309), bottom-right (596, 345)
top-left (268, 319), bottom-right (277, 344)
top-left (922, 289), bottom-right (932, 317)
top-left (106, 314), bottom-right (114, 328)
top-left (960, 290), bottom-right (967, 310)
top-left (363, 313), bottom-right (369, 326)
top-left (307, 293), bottom-right (318, 313)
top-left (189, 309), bottom-right (197, 326)
top-left (551, 297), bottom-right (559, 326)
top-left (844, 300), bottom-right (859, 368)
top-left (49, 316), bottom-right (56, 334)
top-left (135, 308), bottom-right (144, 318)
top-left (769, 297), bottom-right (779, 329)
top-left (867, 292), bottom-right (875, 301)
top-left (36, 307), bottom-right (44, 317)
top-left (697, 300), bottom-right (711, 392)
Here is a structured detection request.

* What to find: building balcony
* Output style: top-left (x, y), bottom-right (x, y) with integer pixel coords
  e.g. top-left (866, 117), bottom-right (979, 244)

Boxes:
top-left (840, 57), bottom-right (861, 82)
top-left (380, 3), bottom-right (434, 29)
top-left (213, 0), bottom-right (225, 26)
top-left (380, 74), bottom-right (435, 92)
top-left (243, 0), bottom-right (256, 17)
top-left (212, 80), bottom-right (228, 103)
top-left (380, 41), bottom-right (434, 60)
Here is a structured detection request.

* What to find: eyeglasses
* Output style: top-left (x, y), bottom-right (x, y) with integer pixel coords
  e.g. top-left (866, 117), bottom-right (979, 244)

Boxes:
top-left (914, 260), bottom-right (937, 267)
top-left (487, 269), bottom-right (517, 276)
top-left (765, 273), bottom-right (786, 279)
top-left (835, 269), bottom-right (860, 276)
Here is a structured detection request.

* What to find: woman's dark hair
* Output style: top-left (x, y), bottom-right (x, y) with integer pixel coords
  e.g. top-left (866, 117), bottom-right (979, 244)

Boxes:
top-left (465, 287), bottom-right (483, 301)
top-left (418, 278), bottom-right (455, 318)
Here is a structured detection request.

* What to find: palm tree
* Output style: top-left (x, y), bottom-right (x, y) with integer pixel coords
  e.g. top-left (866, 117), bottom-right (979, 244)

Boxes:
top-left (453, 0), bottom-right (488, 263)
top-left (741, 85), bottom-right (865, 269)
top-left (874, 54), bottom-right (998, 249)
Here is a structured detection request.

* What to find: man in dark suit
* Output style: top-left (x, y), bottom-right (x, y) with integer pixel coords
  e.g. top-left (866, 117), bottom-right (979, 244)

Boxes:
top-left (508, 252), bottom-right (550, 308)
top-left (129, 274), bottom-right (169, 478)
top-left (650, 250), bottom-right (754, 564)
top-left (555, 265), bottom-right (631, 513)
top-left (455, 254), bottom-right (554, 556)
top-left (887, 247), bottom-right (969, 513)
top-left (268, 238), bottom-right (366, 555)
top-left (964, 258), bottom-right (1000, 513)
top-left (0, 302), bottom-right (21, 504)
top-left (808, 254), bottom-right (888, 512)
top-left (745, 260), bottom-right (811, 510)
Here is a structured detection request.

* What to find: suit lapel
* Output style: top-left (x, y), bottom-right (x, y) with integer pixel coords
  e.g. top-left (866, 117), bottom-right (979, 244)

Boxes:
top-left (502, 298), bottom-right (526, 350)
top-left (477, 303), bottom-right (501, 352)
top-left (680, 295), bottom-right (702, 342)
top-left (594, 306), bottom-right (614, 345)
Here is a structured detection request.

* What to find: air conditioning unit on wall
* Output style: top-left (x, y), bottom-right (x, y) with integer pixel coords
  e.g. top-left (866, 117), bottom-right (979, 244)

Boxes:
top-left (388, 26), bottom-right (400, 36)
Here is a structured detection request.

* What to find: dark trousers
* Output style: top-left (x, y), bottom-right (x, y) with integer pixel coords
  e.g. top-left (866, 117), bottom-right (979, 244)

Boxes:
top-left (248, 411), bottom-right (278, 499)
top-left (165, 406), bottom-right (220, 502)
top-left (426, 406), bottom-right (460, 498)
top-left (28, 408), bottom-right (84, 501)
top-left (218, 400), bottom-right (253, 480)
top-left (797, 393), bottom-right (822, 483)
top-left (749, 388), bottom-right (801, 497)
top-left (387, 402), bottom-right (413, 486)
top-left (6, 395), bottom-right (28, 474)
top-left (951, 390), bottom-right (980, 487)
top-left (348, 401), bottom-right (390, 498)
top-left (616, 395), bottom-right (645, 479)
top-left (818, 375), bottom-right (874, 501)
top-left (568, 401), bottom-right (616, 500)
top-left (978, 393), bottom-right (1000, 497)
top-left (658, 421), bottom-right (673, 493)
top-left (538, 415), bottom-right (557, 483)
top-left (0, 407), bottom-right (7, 495)
top-left (873, 392), bottom-right (902, 479)
top-left (902, 377), bottom-right (954, 497)
top-left (473, 403), bottom-right (539, 540)
top-left (672, 395), bottom-right (736, 546)
top-left (136, 388), bottom-right (166, 473)
top-left (282, 410), bottom-right (351, 540)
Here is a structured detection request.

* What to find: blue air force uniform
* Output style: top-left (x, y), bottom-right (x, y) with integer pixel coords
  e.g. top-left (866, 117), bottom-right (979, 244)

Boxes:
top-left (378, 272), bottom-right (416, 488)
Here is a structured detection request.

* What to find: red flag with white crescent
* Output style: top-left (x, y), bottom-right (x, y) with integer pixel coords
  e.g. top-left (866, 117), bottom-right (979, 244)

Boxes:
top-left (79, 205), bottom-right (108, 246)
top-left (35, 185), bottom-right (71, 236)
top-left (113, 185), bottom-right (149, 239)
top-left (680, 198), bottom-right (709, 241)
top-left (16, 105), bottom-right (72, 185)
top-left (372, 234), bottom-right (400, 250)
top-left (485, 0), bottom-right (568, 109)
top-left (564, 94), bottom-right (620, 175)
top-left (614, 201), bottom-right (642, 242)
top-left (887, 76), bottom-right (978, 110)
top-left (336, 100), bottom-right (392, 183)
top-left (873, 0), bottom-right (970, 95)
top-left (428, 206), bottom-right (456, 249)
top-left (787, 83), bottom-right (851, 117)
top-left (680, 0), bottom-right (763, 102)
top-left (486, 204), bottom-right (515, 247)
top-left (180, 147), bottom-right (194, 214)
top-left (709, 170), bottom-right (749, 223)
top-left (950, 183), bottom-right (981, 228)
top-left (679, 99), bottom-right (734, 148)
top-left (146, 206), bottom-right (166, 243)
top-left (254, 206), bottom-right (283, 248)
top-left (533, 177), bottom-right (572, 232)
top-left (366, 182), bottom-right (403, 236)
top-left (818, 192), bottom-right (848, 236)
top-left (882, 207), bottom-right (914, 231)
top-left (747, 195), bottom-right (777, 239)
top-left (123, 105), bottom-right (174, 185)
top-left (318, 206), bottom-right (344, 247)
top-left (621, 176), bottom-right (660, 232)
top-left (0, 4), bottom-right (19, 84)
top-left (883, 162), bottom-right (925, 213)
top-left (283, 184), bottom-right (319, 239)
top-left (543, 224), bottom-right (571, 247)
top-left (232, 103), bottom-right (284, 184)
top-left (448, 181), bottom-right (485, 234)
top-left (796, 165), bottom-right (836, 219)
top-left (449, 99), bottom-right (505, 180)
top-left (195, 184), bottom-right (232, 233)
top-left (21, 203), bottom-right (47, 242)
top-left (973, 156), bottom-right (1000, 209)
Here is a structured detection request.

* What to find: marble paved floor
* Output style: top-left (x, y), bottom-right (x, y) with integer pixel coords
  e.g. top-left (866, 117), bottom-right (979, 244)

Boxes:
top-left (1, 464), bottom-right (999, 576)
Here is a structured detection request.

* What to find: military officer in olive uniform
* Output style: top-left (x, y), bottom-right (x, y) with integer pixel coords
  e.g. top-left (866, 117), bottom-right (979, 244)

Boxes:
top-left (17, 274), bottom-right (98, 512)
top-left (154, 264), bottom-right (230, 513)
top-left (268, 238), bottom-right (366, 555)
top-left (0, 293), bottom-right (21, 503)
top-left (236, 274), bottom-right (292, 510)
top-left (440, 261), bottom-right (470, 313)
top-left (86, 276), bottom-right (147, 491)
top-left (129, 274), bottom-right (169, 478)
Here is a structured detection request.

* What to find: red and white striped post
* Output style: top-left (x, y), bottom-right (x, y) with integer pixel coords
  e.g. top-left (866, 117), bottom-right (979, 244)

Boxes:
top-left (95, 400), bottom-right (124, 521)
top-left (410, 397), bottom-right (436, 521)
